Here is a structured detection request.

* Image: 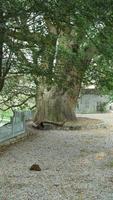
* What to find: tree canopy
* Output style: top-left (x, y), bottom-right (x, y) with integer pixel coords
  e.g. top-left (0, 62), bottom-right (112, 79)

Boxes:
top-left (0, 0), bottom-right (113, 114)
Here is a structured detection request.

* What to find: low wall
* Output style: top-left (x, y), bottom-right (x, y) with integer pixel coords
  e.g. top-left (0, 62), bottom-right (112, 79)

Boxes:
top-left (76, 94), bottom-right (108, 114)
top-left (0, 111), bottom-right (33, 146)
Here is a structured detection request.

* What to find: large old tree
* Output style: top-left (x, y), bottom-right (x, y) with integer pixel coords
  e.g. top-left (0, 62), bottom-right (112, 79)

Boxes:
top-left (33, 0), bottom-right (113, 122)
top-left (1, 0), bottom-right (113, 122)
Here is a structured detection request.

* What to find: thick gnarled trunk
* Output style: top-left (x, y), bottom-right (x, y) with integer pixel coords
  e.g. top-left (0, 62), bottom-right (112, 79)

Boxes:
top-left (34, 26), bottom-right (94, 123)
top-left (34, 81), bottom-right (81, 123)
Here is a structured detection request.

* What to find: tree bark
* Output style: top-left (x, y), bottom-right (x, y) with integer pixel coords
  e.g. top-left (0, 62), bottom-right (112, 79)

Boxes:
top-left (34, 37), bottom-right (82, 122)
top-left (34, 25), bottom-right (95, 123)
top-left (34, 80), bottom-right (81, 123)
top-left (0, 11), bottom-right (5, 92)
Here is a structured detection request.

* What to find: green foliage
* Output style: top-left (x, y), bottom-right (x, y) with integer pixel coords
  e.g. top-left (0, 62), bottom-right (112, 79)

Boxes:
top-left (0, 110), bottom-right (12, 121)
top-left (1, 0), bottom-right (113, 110)
top-left (97, 102), bottom-right (107, 113)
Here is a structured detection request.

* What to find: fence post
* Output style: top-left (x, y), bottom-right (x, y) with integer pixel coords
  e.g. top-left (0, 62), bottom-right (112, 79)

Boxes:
top-left (11, 116), bottom-right (14, 136)
top-left (22, 112), bottom-right (26, 132)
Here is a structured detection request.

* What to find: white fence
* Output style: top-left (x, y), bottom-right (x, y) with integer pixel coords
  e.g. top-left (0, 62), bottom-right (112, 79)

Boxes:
top-left (0, 111), bottom-right (33, 143)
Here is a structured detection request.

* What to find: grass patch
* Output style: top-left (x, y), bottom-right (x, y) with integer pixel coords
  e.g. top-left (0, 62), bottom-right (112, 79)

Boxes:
top-left (0, 110), bottom-right (13, 121)
top-left (106, 160), bottom-right (113, 168)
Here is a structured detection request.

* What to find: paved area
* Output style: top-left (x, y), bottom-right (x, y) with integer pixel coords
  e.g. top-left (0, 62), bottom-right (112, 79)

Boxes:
top-left (0, 114), bottom-right (113, 199)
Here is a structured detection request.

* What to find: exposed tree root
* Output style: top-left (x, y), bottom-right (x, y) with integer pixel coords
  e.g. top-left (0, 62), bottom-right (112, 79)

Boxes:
top-left (32, 120), bottom-right (66, 129)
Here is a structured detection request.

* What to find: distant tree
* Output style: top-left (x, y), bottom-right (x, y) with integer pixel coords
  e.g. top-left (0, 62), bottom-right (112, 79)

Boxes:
top-left (0, 0), bottom-right (35, 91)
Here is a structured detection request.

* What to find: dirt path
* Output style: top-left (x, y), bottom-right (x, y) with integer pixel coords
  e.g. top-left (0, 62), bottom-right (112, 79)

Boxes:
top-left (0, 114), bottom-right (113, 199)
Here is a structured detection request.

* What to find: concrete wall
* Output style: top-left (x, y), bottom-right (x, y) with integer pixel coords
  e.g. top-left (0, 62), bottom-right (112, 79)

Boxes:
top-left (76, 94), bottom-right (108, 114)
top-left (0, 111), bottom-right (33, 144)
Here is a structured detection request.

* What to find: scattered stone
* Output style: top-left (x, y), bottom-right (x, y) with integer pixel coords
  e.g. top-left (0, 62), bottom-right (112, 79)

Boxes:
top-left (30, 164), bottom-right (41, 171)
top-left (54, 183), bottom-right (59, 187)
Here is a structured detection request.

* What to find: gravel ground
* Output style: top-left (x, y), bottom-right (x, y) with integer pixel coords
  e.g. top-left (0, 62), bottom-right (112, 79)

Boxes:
top-left (77, 113), bottom-right (113, 127)
top-left (1, 114), bottom-right (113, 200)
